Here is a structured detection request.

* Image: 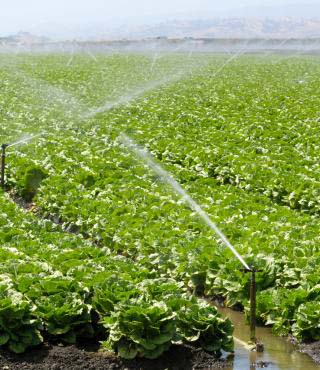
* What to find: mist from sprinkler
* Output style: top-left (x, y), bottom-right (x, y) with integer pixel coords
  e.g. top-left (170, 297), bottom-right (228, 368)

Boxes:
top-left (86, 50), bottom-right (98, 63)
top-left (1, 38), bottom-right (272, 129)
top-left (272, 39), bottom-right (320, 63)
top-left (119, 133), bottom-right (251, 271)
top-left (118, 133), bottom-right (264, 342)
top-left (149, 42), bottom-right (199, 72)
top-left (209, 39), bottom-right (266, 78)
top-left (1, 133), bottom-right (45, 190)
top-left (67, 45), bottom-right (75, 67)
top-left (81, 56), bottom-right (209, 120)
top-left (7, 133), bottom-right (43, 148)
top-left (0, 44), bottom-right (277, 342)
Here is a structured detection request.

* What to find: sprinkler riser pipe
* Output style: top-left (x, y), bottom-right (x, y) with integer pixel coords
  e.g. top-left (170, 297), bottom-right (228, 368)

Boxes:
top-left (1, 144), bottom-right (8, 189)
top-left (250, 269), bottom-right (257, 342)
top-left (241, 266), bottom-right (261, 343)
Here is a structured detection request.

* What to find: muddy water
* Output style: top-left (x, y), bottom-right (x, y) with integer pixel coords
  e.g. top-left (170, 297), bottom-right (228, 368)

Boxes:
top-left (218, 307), bottom-right (320, 370)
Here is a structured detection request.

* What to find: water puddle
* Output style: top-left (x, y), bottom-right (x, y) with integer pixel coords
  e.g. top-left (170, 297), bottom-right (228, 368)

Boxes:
top-left (218, 307), bottom-right (320, 370)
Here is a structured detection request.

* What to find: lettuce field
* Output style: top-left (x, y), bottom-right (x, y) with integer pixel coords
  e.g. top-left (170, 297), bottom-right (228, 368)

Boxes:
top-left (0, 52), bottom-right (320, 362)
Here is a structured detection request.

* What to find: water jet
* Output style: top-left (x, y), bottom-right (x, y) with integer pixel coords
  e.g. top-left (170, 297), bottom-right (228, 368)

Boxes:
top-left (120, 134), bottom-right (264, 346)
top-left (1, 134), bottom-right (43, 189)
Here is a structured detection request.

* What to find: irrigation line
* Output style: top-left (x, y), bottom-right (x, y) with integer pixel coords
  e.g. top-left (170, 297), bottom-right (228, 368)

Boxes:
top-left (120, 134), bottom-right (251, 271)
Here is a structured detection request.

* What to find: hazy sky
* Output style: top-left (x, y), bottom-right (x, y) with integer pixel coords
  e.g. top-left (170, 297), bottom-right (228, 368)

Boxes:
top-left (0, 0), bottom-right (315, 35)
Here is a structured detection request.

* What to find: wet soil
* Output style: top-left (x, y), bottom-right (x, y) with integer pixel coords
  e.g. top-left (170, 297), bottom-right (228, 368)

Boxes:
top-left (0, 342), bottom-right (230, 370)
top-left (300, 342), bottom-right (320, 365)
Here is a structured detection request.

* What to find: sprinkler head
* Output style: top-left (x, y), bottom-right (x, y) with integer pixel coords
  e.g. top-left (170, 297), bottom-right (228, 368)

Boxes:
top-left (240, 266), bottom-right (263, 274)
top-left (241, 267), bottom-right (253, 273)
top-left (250, 265), bottom-right (256, 273)
top-left (1, 144), bottom-right (8, 150)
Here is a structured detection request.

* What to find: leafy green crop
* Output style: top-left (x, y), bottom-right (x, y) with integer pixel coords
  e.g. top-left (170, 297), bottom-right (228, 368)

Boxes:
top-left (26, 278), bottom-right (92, 343)
top-left (293, 301), bottom-right (320, 341)
top-left (0, 277), bottom-right (42, 353)
top-left (15, 162), bottom-right (48, 201)
top-left (173, 299), bottom-right (233, 355)
top-left (103, 301), bottom-right (175, 359)
top-left (1, 53), bottom-right (320, 357)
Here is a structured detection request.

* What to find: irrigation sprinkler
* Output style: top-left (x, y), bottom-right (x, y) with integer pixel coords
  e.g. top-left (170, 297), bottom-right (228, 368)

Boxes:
top-left (1, 134), bottom-right (42, 189)
top-left (1, 144), bottom-right (8, 189)
top-left (121, 134), bottom-right (264, 348)
top-left (242, 266), bottom-right (262, 344)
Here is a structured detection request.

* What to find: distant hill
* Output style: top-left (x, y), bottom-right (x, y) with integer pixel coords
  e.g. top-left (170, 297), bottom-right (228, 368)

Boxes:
top-left (0, 31), bottom-right (49, 44)
top-left (2, 17), bottom-right (320, 43)
top-left (102, 18), bottom-right (320, 40)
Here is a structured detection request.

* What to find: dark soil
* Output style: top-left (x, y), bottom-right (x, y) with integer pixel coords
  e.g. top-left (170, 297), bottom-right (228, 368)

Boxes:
top-left (9, 191), bottom-right (36, 212)
top-left (0, 342), bottom-right (231, 370)
top-left (299, 341), bottom-right (320, 365)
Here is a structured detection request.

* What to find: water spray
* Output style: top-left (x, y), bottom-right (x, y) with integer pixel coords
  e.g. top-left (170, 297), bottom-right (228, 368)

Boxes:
top-left (82, 58), bottom-right (209, 121)
top-left (6, 133), bottom-right (42, 148)
top-left (120, 134), bottom-right (262, 346)
top-left (1, 134), bottom-right (43, 189)
top-left (120, 134), bottom-right (250, 269)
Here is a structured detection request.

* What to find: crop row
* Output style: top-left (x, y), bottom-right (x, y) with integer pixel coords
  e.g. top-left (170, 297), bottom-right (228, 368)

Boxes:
top-left (1, 54), bottom-right (320, 344)
top-left (0, 194), bottom-right (233, 356)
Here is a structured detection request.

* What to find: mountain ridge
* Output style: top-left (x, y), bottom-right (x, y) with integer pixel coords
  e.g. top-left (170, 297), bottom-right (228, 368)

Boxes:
top-left (2, 17), bottom-right (320, 42)
top-left (98, 17), bottom-right (320, 40)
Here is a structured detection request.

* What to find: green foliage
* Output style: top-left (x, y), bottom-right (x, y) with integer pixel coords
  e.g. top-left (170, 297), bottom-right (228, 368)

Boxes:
top-left (1, 54), bottom-right (320, 356)
top-left (0, 278), bottom-right (42, 353)
top-left (174, 299), bottom-right (234, 354)
top-left (293, 302), bottom-right (320, 341)
top-left (102, 301), bottom-right (175, 359)
top-left (92, 277), bottom-right (140, 315)
top-left (16, 164), bottom-right (47, 201)
top-left (98, 278), bottom-right (234, 359)
top-left (75, 171), bottom-right (96, 188)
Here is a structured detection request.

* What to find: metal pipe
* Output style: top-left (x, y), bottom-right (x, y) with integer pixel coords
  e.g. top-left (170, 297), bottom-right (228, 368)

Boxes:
top-left (1, 144), bottom-right (8, 189)
top-left (250, 268), bottom-right (257, 342)
top-left (241, 266), bottom-right (262, 345)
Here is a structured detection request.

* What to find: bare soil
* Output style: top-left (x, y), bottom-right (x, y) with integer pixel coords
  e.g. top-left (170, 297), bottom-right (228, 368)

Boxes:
top-left (0, 342), bottom-right (231, 370)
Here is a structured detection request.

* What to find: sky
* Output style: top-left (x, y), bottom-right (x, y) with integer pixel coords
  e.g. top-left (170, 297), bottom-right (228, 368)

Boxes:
top-left (0, 0), bottom-right (317, 36)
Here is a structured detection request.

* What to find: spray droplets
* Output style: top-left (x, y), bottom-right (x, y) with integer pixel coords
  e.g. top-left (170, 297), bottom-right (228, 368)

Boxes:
top-left (120, 133), bottom-right (251, 271)
top-left (7, 133), bottom-right (44, 148)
